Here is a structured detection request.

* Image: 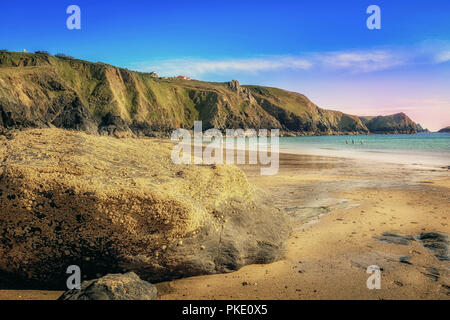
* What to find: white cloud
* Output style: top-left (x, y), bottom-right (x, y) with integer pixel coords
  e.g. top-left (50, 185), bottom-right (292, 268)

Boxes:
top-left (132, 56), bottom-right (312, 77)
top-left (316, 50), bottom-right (405, 73)
top-left (129, 43), bottom-right (450, 77)
top-left (435, 50), bottom-right (450, 63)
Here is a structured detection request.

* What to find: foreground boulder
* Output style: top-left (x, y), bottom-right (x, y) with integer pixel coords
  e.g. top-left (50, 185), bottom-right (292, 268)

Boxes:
top-left (0, 129), bottom-right (290, 286)
top-left (58, 272), bottom-right (157, 300)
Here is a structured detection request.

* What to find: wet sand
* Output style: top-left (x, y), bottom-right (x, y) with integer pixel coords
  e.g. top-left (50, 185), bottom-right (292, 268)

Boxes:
top-left (1, 152), bottom-right (449, 300)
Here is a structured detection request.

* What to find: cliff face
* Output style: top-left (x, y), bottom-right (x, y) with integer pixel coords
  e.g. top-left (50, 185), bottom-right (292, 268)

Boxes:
top-left (438, 126), bottom-right (450, 133)
top-left (0, 51), bottom-right (417, 136)
top-left (359, 113), bottom-right (418, 134)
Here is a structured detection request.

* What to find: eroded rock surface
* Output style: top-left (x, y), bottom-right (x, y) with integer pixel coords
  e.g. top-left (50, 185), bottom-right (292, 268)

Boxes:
top-left (58, 272), bottom-right (157, 300)
top-left (0, 129), bottom-right (290, 286)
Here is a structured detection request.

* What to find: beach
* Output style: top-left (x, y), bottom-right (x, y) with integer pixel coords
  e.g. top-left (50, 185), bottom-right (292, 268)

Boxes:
top-left (157, 151), bottom-right (449, 300)
top-left (1, 145), bottom-right (448, 300)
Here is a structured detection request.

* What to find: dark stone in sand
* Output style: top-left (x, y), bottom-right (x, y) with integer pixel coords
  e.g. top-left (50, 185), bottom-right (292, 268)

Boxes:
top-left (442, 284), bottom-right (450, 296)
top-left (399, 256), bottom-right (413, 265)
top-left (416, 232), bottom-right (449, 261)
top-left (376, 232), bottom-right (414, 245)
top-left (393, 280), bottom-right (404, 287)
top-left (422, 267), bottom-right (440, 282)
top-left (58, 272), bottom-right (157, 300)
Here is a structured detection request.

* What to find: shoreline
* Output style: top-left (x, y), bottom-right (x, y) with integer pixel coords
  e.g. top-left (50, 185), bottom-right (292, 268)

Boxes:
top-left (277, 146), bottom-right (450, 169)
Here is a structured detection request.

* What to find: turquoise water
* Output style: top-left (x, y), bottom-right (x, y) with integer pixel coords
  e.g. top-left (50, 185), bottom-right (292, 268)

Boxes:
top-left (279, 133), bottom-right (450, 154)
top-left (199, 132), bottom-right (449, 166)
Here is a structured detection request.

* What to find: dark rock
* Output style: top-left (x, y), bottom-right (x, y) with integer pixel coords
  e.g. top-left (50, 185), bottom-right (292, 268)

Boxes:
top-left (399, 256), bottom-right (412, 265)
top-left (98, 112), bottom-right (133, 137)
top-left (441, 284), bottom-right (450, 296)
top-left (58, 272), bottom-right (157, 300)
top-left (422, 267), bottom-right (440, 282)
top-left (129, 120), bottom-right (173, 138)
top-left (376, 232), bottom-right (414, 245)
top-left (49, 94), bottom-right (97, 134)
top-left (416, 232), bottom-right (449, 261)
top-left (393, 280), bottom-right (404, 287)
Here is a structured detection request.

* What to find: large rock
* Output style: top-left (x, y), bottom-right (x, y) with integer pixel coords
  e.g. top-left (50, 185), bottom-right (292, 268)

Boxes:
top-left (0, 128), bottom-right (290, 286)
top-left (98, 112), bottom-right (133, 138)
top-left (58, 272), bottom-right (157, 300)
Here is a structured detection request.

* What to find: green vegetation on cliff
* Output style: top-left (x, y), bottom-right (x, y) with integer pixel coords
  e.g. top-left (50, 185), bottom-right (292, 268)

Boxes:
top-left (0, 51), bottom-right (419, 136)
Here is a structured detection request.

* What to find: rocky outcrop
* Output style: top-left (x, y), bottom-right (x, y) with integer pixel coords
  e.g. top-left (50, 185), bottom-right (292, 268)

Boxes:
top-left (417, 232), bottom-right (449, 261)
top-left (359, 113), bottom-right (417, 134)
top-left (416, 123), bottom-right (429, 133)
top-left (227, 80), bottom-right (241, 92)
top-left (438, 126), bottom-right (450, 133)
top-left (58, 272), bottom-right (157, 300)
top-left (0, 128), bottom-right (290, 287)
top-left (98, 112), bottom-right (134, 138)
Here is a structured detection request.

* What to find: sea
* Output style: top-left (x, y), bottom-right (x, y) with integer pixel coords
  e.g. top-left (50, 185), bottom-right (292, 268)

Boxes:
top-left (277, 133), bottom-right (450, 167)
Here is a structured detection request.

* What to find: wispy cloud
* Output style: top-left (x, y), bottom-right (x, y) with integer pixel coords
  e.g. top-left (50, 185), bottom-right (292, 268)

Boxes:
top-left (131, 56), bottom-right (312, 76)
top-left (129, 42), bottom-right (450, 77)
top-left (435, 50), bottom-right (450, 63)
top-left (315, 50), bottom-right (405, 73)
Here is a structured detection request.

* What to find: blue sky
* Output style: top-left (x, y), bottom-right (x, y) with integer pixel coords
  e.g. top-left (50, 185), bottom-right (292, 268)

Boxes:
top-left (1, 0), bottom-right (450, 130)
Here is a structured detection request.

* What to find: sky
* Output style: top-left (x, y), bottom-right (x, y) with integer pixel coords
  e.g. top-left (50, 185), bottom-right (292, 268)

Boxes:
top-left (1, 0), bottom-right (449, 130)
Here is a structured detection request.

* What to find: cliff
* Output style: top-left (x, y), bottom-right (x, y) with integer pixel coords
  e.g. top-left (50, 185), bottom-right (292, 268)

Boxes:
top-left (0, 51), bottom-right (419, 136)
